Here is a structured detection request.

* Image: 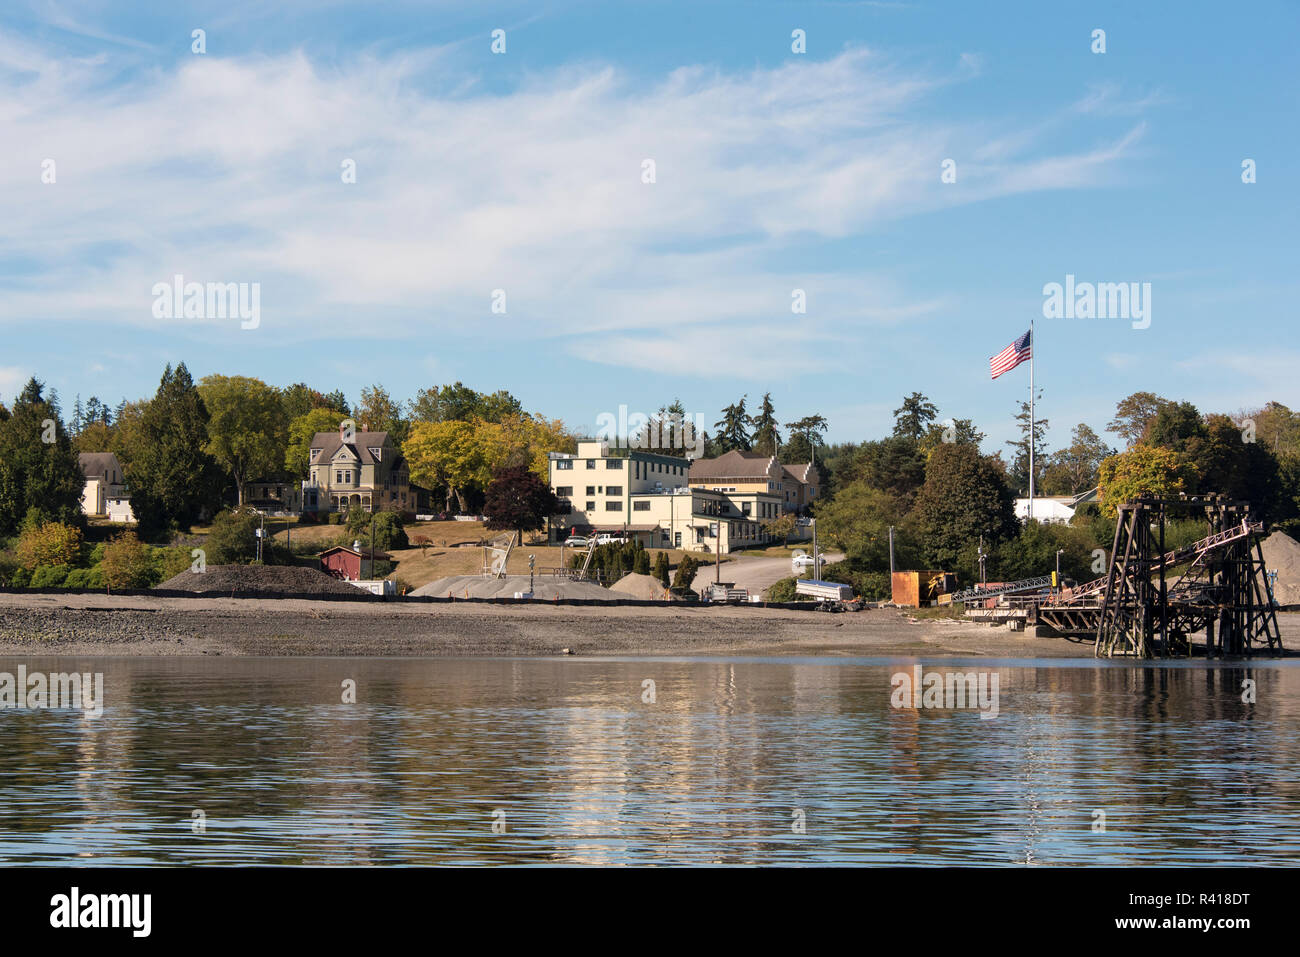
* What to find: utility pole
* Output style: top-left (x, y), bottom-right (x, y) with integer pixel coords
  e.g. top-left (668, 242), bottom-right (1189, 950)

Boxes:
top-left (812, 517), bottom-right (820, 580)
top-left (715, 511), bottom-right (721, 585)
top-left (888, 526), bottom-right (896, 577)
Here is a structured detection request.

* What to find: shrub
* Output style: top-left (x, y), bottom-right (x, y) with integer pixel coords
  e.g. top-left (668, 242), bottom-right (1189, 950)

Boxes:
top-left (345, 506), bottom-right (369, 536)
top-left (207, 507), bottom-right (260, 564)
top-left (633, 548), bottom-right (651, 575)
top-left (652, 551), bottom-right (670, 587)
top-left (6, 566), bottom-right (30, 588)
top-left (100, 531), bottom-right (156, 590)
top-left (820, 562), bottom-right (890, 601)
top-left (64, 566), bottom-right (105, 589)
top-left (153, 546), bottom-right (195, 583)
top-left (29, 564), bottom-right (71, 588)
top-left (15, 522), bottom-right (82, 571)
top-left (369, 511), bottom-right (408, 551)
top-left (671, 554), bottom-right (700, 591)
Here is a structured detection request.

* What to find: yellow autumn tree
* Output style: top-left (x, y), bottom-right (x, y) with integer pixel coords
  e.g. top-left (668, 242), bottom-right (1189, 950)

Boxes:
top-left (1097, 445), bottom-right (1196, 517)
top-left (403, 420), bottom-right (484, 512)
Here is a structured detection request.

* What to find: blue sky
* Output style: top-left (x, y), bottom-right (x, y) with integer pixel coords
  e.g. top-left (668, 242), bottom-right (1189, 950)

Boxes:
top-left (1, 0), bottom-right (1296, 455)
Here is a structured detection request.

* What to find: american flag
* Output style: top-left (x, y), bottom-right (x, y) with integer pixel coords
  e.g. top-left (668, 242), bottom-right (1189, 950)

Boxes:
top-left (990, 329), bottom-right (1032, 379)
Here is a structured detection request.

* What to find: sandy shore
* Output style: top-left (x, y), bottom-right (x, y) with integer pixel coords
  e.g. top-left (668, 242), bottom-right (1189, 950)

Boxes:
top-left (0, 592), bottom-right (1292, 659)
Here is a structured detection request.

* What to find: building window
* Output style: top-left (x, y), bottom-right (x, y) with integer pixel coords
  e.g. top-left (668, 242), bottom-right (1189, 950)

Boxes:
top-left (742, 502), bottom-right (751, 515)
top-left (674, 532), bottom-right (682, 548)
top-left (586, 460), bottom-right (596, 469)
top-left (605, 501), bottom-right (621, 511)
top-left (586, 501), bottom-right (596, 511)
top-left (633, 501), bottom-right (650, 512)
top-left (556, 459), bottom-right (573, 470)
top-left (557, 499), bottom-right (572, 512)
top-left (556, 486), bottom-right (573, 497)
top-left (586, 486), bottom-right (596, 495)
top-left (606, 459), bottom-right (623, 469)
top-left (606, 486), bottom-right (623, 496)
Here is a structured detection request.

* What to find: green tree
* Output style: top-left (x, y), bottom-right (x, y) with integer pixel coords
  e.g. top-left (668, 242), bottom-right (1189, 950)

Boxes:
top-left (714, 396), bottom-right (752, 453)
top-left (356, 384), bottom-right (409, 445)
top-left (671, 554), bottom-right (700, 591)
top-left (279, 383), bottom-right (331, 424)
top-left (918, 418), bottom-right (985, 456)
top-left (128, 363), bottom-right (219, 540)
top-left (0, 378), bottom-right (84, 536)
top-left (1107, 392), bottom-right (1171, 448)
top-left (286, 407), bottom-right (347, 476)
top-left (1005, 392), bottom-right (1048, 496)
top-left (818, 482), bottom-right (907, 571)
top-left (1145, 401), bottom-right (1206, 451)
top-left (909, 443), bottom-right (1018, 568)
top-left (840, 437), bottom-right (927, 507)
top-left (198, 375), bottom-right (288, 504)
top-left (892, 392), bottom-right (938, 441)
top-left (409, 382), bottom-right (522, 424)
top-left (1040, 423), bottom-right (1111, 495)
top-left (206, 507), bottom-right (261, 564)
top-left (652, 550), bottom-right (671, 587)
top-left (749, 393), bottom-right (781, 456)
top-left (784, 414), bottom-right (829, 463)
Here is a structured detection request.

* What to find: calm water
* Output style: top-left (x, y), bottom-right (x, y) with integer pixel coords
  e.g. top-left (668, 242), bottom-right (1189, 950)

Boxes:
top-left (1, 655), bottom-right (1298, 866)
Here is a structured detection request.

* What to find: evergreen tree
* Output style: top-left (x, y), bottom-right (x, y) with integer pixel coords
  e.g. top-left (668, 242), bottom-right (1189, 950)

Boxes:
top-left (0, 378), bottom-right (84, 535)
top-left (128, 363), bottom-right (219, 540)
top-left (652, 550), bottom-right (671, 587)
top-left (892, 393), bottom-right (938, 441)
top-left (1005, 392), bottom-right (1049, 496)
top-left (714, 396), bottom-right (752, 453)
top-left (749, 392), bottom-right (781, 457)
top-left (910, 443), bottom-right (1018, 569)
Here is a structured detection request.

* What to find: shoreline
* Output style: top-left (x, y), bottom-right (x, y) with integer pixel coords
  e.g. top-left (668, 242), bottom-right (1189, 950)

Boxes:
top-left (0, 593), bottom-right (1293, 659)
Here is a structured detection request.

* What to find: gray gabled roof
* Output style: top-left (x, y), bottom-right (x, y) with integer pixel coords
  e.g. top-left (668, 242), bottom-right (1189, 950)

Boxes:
top-left (78, 451), bottom-right (121, 481)
top-left (310, 431), bottom-right (392, 467)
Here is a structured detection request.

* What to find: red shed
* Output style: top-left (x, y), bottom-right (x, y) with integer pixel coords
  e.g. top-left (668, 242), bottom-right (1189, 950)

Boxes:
top-left (319, 545), bottom-right (390, 581)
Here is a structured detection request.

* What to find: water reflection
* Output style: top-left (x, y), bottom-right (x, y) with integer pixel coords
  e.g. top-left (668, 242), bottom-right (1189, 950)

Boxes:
top-left (0, 656), bottom-right (1297, 866)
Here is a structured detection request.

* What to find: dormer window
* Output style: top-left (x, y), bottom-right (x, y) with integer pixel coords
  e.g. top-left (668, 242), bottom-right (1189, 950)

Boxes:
top-left (310, 448), bottom-right (321, 460)
top-left (368, 447), bottom-right (382, 461)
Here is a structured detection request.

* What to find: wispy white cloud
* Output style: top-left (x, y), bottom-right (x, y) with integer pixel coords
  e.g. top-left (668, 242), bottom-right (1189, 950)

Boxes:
top-left (0, 34), bottom-right (1144, 375)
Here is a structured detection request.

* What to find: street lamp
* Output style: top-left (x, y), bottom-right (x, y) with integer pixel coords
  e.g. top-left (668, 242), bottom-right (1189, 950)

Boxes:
top-left (1055, 548), bottom-right (1064, 587)
top-left (529, 554), bottom-right (536, 593)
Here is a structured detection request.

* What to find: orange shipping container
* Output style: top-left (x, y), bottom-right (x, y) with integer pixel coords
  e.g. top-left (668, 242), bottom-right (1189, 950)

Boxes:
top-left (891, 570), bottom-right (956, 607)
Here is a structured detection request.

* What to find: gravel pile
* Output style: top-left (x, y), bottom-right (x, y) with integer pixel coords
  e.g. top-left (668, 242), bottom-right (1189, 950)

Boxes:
top-left (158, 564), bottom-right (369, 596)
top-left (1261, 532), bottom-right (1300, 606)
top-left (609, 573), bottom-right (677, 601)
top-left (411, 574), bottom-right (617, 600)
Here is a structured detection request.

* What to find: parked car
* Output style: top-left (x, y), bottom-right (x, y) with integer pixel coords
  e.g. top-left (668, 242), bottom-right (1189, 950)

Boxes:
top-left (792, 553), bottom-right (817, 568)
top-left (563, 535), bottom-right (590, 548)
top-left (595, 533), bottom-right (629, 545)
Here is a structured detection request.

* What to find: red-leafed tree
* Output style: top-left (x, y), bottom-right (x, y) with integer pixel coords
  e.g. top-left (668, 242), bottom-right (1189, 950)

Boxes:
top-left (483, 466), bottom-right (561, 542)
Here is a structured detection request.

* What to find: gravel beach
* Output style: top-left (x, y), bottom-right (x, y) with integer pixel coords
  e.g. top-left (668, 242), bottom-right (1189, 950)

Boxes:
top-left (0, 592), bottom-right (1293, 659)
top-left (0, 591), bottom-right (1119, 658)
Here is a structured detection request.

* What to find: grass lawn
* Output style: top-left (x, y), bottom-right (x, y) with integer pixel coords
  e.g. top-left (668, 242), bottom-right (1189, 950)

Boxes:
top-left (737, 543), bottom-right (811, 558)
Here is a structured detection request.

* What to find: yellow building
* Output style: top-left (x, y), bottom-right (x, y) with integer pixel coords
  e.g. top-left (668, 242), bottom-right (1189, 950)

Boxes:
top-left (548, 441), bottom-right (791, 552)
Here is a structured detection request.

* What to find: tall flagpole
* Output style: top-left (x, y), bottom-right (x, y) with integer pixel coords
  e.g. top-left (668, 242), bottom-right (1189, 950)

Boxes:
top-left (1028, 320), bottom-right (1035, 519)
